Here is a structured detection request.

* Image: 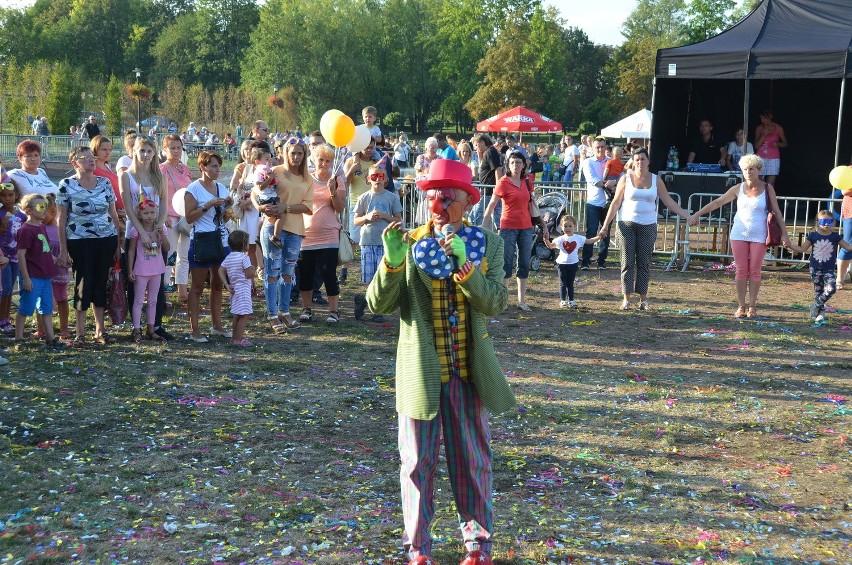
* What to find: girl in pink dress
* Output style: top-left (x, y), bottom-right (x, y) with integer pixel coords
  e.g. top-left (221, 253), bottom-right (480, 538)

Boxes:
top-left (127, 199), bottom-right (169, 342)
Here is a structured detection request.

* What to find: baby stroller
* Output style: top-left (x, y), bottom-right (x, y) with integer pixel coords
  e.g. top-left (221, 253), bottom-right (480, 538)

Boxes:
top-left (530, 191), bottom-right (568, 271)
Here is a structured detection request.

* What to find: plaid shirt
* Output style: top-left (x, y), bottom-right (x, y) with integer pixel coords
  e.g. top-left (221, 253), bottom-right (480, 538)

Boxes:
top-left (431, 278), bottom-right (470, 383)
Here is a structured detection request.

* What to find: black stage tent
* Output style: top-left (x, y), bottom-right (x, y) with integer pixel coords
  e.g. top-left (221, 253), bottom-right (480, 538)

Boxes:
top-left (651, 0), bottom-right (852, 198)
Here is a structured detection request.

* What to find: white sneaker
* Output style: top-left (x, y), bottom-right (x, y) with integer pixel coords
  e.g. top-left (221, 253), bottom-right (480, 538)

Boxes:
top-left (568, 300), bottom-right (577, 308)
top-left (809, 301), bottom-right (820, 319)
top-left (559, 300), bottom-right (568, 308)
top-left (815, 313), bottom-right (826, 323)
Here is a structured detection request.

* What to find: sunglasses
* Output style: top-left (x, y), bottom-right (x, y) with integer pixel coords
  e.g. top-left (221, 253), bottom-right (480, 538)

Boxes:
top-left (817, 219), bottom-right (835, 227)
top-left (368, 172), bottom-right (386, 182)
top-left (286, 137), bottom-right (306, 146)
top-left (33, 202), bottom-right (48, 212)
top-left (138, 198), bottom-right (158, 210)
top-left (0, 183), bottom-right (15, 191)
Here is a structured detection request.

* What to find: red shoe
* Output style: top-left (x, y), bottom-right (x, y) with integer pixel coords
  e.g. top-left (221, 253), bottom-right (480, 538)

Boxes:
top-left (460, 550), bottom-right (492, 565)
top-left (409, 557), bottom-right (438, 565)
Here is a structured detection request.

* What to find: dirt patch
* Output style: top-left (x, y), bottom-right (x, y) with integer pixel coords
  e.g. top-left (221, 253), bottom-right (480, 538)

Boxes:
top-left (1, 258), bottom-right (850, 564)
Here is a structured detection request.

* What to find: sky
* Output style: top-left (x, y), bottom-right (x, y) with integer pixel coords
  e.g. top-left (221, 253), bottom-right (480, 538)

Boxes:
top-left (0, 0), bottom-right (635, 47)
top-left (547, 0), bottom-right (634, 46)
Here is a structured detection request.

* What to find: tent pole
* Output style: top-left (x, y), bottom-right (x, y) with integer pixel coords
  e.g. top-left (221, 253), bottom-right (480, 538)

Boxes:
top-left (743, 80), bottom-right (750, 156)
top-left (835, 77), bottom-right (846, 167)
top-left (650, 77), bottom-right (657, 159)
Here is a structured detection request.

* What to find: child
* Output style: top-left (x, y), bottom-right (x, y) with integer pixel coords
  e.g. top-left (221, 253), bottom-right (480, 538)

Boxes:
top-left (604, 147), bottom-right (625, 183)
top-left (546, 215), bottom-right (601, 308)
top-left (250, 147), bottom-right (283, 247)
top-left (219, 230), bottom-right (255, 346)
top-left (362, 106), bottom-right (382, 145)
top-left (787, 210), bottom-right (852, 322)
top-left (353, 163), bottom-right (402, 322)
top-left (15, 194), bottom-right (62, 348)
top-left (127, 198), bottom-right (170, 341)
top-left (0, 180), bottom-right (25, 333)
top-left (37, 194), bottom-right (72, 339)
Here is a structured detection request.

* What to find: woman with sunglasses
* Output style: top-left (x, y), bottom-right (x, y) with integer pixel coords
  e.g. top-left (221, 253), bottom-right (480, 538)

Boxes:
top-left (184, 151), bottom-right (232, 342)
top-left (8, 140), bottom-right (58, 197)
top-left (482, 150), bottom-right (539, 311)
top-left (119, 137), bottom-right (175, 341)
top-left (56, 147), bottom-right (123, 346)
top-left (258, 136), bottom-right (313, 331)
top-left (298, 144), bottom-right (347, 323)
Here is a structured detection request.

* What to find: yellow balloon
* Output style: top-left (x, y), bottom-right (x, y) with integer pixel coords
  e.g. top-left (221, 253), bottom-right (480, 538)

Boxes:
top-left (326, 114), bottom-right (356, 148)
top-left (319, 109), bottom-right (344, 141)
top-left (828, 165), bottom-right (852, 191)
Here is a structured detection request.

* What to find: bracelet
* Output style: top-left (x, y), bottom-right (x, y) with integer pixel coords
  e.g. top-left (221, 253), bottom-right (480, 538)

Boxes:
top-left (286, 204), bottom-right (291, 214)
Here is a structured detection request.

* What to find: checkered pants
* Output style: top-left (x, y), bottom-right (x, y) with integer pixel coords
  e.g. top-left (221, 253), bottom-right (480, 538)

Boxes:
top-left (398, 374), bottom-right (493, 559)
top-left (616, 221), bottom-right (657, 296)
top-left (360, 245), bottom-right (384, 283)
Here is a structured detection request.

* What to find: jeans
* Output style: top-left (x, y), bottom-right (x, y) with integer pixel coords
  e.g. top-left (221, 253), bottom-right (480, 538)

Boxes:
top-left (468, 196), bottom-right (502, 229)
top-left (259, 222), bottom-right (302, 316)
top-left (500, 227), bottom-right (535, 279)
top-left (581, 203), bottom-right (610, 267)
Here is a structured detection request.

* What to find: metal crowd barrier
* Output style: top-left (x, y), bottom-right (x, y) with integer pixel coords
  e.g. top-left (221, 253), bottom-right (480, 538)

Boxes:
top-left (674, 193), bottom-right (842, 271)
top-left (0, 133), bottom-right (90, 162)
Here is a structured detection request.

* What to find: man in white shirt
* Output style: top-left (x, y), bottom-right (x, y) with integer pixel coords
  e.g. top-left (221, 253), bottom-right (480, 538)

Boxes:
top-left (561, 135), bottom-right (580, 183)
top-left (580, 137), bottom-right (615, 270)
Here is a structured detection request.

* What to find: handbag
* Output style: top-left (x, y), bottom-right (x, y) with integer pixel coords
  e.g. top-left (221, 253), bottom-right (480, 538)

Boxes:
top-left (338, 229), bottom-right (354, 263)
top-left (527, 178), bottom-right (541, 220)
top-left (192, 184), bottom-right (227, 264)
top-left (107, 260), bottom-right (128, 325)
top-left (764, 186), bottom-right (783, 246)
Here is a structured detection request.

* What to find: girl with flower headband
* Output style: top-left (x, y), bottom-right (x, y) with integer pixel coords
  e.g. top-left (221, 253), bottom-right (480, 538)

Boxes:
top-left (127, 197), bottom-right (169, 341)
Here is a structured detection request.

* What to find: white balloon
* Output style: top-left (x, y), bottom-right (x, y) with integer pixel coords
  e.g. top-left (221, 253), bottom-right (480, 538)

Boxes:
top-left (172, 188), bottom-right (188, 217)
top-left (348, 125), bottom-right (372, 154)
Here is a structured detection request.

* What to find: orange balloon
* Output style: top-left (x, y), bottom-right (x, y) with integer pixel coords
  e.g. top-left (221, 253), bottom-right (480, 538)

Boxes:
top-left (326, 114), bottom-right (355, 147)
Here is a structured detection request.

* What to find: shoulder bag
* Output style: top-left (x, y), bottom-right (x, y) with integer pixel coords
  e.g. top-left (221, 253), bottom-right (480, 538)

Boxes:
top-left (192, 183), bottom-right (227, 264)
top-left (527, 177), bottom-right (541, 220)
top-left (764, 185), bottom-right (783, 246)
top-left (338, 177), bottom-right (354, 263)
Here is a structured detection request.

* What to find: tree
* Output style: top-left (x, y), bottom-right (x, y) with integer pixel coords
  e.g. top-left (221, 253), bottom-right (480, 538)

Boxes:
top-left (45, 63), bottom-right (80, 135)
top-left (105, 75), bottom-right (124, 135)
top-left (684, 0), bottom-right (737, 44)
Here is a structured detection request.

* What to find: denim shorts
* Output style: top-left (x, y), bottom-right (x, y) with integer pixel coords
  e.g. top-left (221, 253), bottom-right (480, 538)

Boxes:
top-left (0, 261), bottom-right (18, 297)
top-left (18, 276), bottom-right (53, 316)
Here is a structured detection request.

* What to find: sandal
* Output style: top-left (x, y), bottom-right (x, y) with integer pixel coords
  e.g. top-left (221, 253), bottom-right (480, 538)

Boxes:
top-left (92, 333), bottom-right (116, 345)
top-left (231, 338), bottom-right (254, 347)
top-left (734, 307), bottom-right (746, 319)
top-left (131, 328), bottom-right (143, 343)
top-left (146, 329), bottom-right (164, 341)
top-left (639, 301), bottom-right (650, 311)
top-left (620, 301), bottom-right (631, 310)
top-left (267, 316), bottom-right (286, 334)
top-left (279, 312), bottom-right (301, 329)
top-left (326, 311), bottom-right (340, 323)
top-left (299, 308), bottom-right (313, 323)
top-left (746, 307), bottom-right (757, 318)
top-left (72, 336), bottom-right (86, 348)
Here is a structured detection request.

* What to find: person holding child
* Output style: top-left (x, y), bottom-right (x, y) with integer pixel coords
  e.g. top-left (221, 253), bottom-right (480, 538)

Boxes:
top-left (546, 215), bottom-right (601, 308)
top-left (56, 146), bottom-right (123, 346)
top-left (786, 210), bottom-right (852, 323)
top-left (688, 154), bottom-right (791, 318)
top-left (366, 158), bottom-right (513, 565)
top-left (15, 193), bottom-right (63, 348)
top-left (352, 161), bottom-right (403, 322)
top-left (600, 147), bottom-right (690, 310)
top-left (0, 180), bottom-right (26, 334)
top-left (219, 230), bottom-right (255, 346)
top-left (127, 198), bottom-right (169, 342)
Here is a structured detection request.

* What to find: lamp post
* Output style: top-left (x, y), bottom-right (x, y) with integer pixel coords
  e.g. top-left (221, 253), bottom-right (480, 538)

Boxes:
top-left (133, 67), bottom-right (142, 129)
top-left (273, 85), bottom-right (279, 134)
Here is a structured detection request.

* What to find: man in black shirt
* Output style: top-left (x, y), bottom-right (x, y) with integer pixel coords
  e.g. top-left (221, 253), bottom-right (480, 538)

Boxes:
top-left (470, 133), bottom-right (504, 227)
top-left (687, 119), bottom-right (726, 165)
top-left (82, 115), bottom-right (100, 139)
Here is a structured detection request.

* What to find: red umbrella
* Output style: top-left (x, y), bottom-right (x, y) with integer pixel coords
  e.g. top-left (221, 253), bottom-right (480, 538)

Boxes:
top-left (475, 106), bottom-right (562, 134)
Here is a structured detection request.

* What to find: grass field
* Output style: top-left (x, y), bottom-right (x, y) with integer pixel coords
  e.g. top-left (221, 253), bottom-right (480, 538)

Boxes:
top-left (0, 259), bottom-right (850, 564)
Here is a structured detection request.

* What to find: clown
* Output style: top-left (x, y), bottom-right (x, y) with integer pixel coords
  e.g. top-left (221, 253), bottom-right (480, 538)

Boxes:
top-left (367, 159), bottom-right (515, 565)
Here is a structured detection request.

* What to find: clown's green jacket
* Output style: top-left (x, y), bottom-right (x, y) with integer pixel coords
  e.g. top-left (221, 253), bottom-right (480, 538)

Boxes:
top-left (366, 224), bottom-right (516, 420)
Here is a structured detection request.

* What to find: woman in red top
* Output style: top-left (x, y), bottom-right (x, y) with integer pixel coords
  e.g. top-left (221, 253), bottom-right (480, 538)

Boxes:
top-left (91, 135), bottom-right (125, 229)
top-left (482, 150), bottom-right (537, 311)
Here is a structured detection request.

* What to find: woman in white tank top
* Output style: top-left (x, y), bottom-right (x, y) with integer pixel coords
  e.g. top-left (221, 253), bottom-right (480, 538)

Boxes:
top-left (599, 148), bottom-right (689, 310)
top-left (689, 154), bottom-right (791, 318)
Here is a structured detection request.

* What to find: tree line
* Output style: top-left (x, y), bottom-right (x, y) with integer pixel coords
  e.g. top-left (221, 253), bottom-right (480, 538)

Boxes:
top-left (0, 0), bottom-right (759, 137)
